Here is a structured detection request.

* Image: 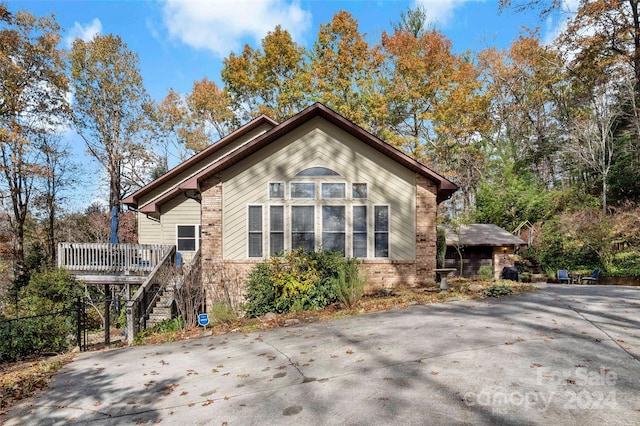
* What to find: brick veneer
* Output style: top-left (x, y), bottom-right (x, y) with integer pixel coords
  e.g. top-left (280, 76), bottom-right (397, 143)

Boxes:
top-left (415, 174), bottom-right (438, 285)
top-left (199, 172), bottom-right (440, 301)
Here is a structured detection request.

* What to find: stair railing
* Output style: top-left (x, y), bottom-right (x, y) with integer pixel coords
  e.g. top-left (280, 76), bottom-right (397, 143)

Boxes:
top-left (125, 246), bottom-right (176, 343)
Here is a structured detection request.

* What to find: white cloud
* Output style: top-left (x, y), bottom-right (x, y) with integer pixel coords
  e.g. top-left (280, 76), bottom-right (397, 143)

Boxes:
top-left (65, 18), bottom-right (102, 47)
top-left (415, 0), bottom-right (482, 27)
top-left (160, 0), bottom-right (312, 57)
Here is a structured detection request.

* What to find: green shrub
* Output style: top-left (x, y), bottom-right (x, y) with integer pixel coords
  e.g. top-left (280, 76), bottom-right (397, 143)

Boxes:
top-left (481, 285), bottom-right (513, 297)
top-left (332, 259), bottom-right (364, 309)
top-left (0, 315), bottom-right (75, 362)
top-left (0, 268), bottom-right (81, 361)
top-left (244, 249), bottom-right (361, 317)
top-left (478, 266), bottom-right (493, 281)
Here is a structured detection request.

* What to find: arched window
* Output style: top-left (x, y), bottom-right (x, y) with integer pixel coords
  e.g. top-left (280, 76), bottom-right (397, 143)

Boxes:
top-left (295, 167), bottom-right (341, 177)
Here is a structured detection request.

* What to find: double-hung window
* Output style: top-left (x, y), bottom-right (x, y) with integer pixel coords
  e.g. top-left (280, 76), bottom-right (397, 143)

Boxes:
top-left (248, 206), bottom-right (263, 257)
top-left (352, 206), bottom-right (367, 257)
top-left (270, 206), bottom-right (284, 256)
top-left (291, 206), bottom-right (315, 252)
top-left (177, 225), bottom-right (200, 251)
top-left (374, 206), bottom-right (389, 257)
top-left (322, 206), bottom-right (345, 255)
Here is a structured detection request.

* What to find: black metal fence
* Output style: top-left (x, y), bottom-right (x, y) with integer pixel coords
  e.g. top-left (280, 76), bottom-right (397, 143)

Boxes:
top-left (0, 295), bottom-right (124, 362)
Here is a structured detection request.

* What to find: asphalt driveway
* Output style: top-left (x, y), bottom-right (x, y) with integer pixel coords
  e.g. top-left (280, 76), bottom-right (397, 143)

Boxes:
top-left (3, 284), bottom-right (640, 425)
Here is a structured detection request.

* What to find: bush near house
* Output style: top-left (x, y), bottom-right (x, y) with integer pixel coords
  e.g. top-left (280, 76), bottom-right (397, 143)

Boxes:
top-left (244, 249), bottom-right (363, 317)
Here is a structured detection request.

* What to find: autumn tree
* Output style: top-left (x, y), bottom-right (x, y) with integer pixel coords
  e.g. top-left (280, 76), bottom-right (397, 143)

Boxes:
top-left (70, 34), bottom-right (156, 212)
top-left (382, 17), bottom-right (488, 209)
top-left (478, 33), bottom-right (568, 186)
top-left (0, 5), bottom-right (69, 291)
top-left (309, 11), bottom-right (387, 134)
top-left (222, 26), bottom-right (309, 122)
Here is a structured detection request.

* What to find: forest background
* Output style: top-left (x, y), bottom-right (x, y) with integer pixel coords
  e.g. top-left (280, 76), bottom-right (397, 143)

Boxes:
top-left (2, 0), bottom-right (640, 321)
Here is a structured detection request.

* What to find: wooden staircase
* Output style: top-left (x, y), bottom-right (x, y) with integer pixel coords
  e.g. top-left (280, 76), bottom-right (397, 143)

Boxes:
top-left (146, 287), bottom-right (175, 328)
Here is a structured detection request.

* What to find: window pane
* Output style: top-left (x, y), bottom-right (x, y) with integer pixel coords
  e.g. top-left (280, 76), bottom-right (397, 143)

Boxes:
top-left (374, 206), bottom-right (389, 232)
top-left (177, 238), bottom-right (196, 251)
top-left (248, 206), bottom-right (262, 232)
top-left (322, 206), bottom-right (345, 232)
top-left (292, 206), bottom-right (314, 231)
top-left (352, 183), bottom-right (367, 199)
top-left (321, 183), bottom-right (345, 199)
top-left (270, 233), bottom-right (284, 255)
top-left (270, 206), bottom-right (284, 232)
top-left (248, 233), bottom-right (262, 257)
top-left (269, 182), bottom-right (284, 198)
top-left (353, 233), bottom-right (367, 258)
top-left (322, 233), bottom-right (345, 254)
top-left (291, 183), bottom-right (315, 198)
top-left (375, 233), bottom-right (389, 257)
top-left (296, 167), bottom-right (340, 176)
top-left (177, 225), bottom-right (195, 238)
top-left (353, 206), bottom-right (367, 232)
top-left (291, 232), bottom-right (314, 252)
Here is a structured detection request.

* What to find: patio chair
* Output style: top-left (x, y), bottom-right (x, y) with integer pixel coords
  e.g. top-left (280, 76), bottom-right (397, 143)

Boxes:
top-left (557, 269), bottom-right (571, 284)
top-left (581, 269), bottom-right (600, 284)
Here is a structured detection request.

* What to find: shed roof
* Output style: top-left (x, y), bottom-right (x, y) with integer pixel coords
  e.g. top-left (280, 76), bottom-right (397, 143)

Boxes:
top-left (442, 224), bottom-right (526, 247)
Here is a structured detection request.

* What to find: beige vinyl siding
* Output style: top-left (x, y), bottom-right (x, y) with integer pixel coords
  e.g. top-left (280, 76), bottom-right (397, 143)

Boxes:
top-left (138, 213), bottom-right (162, 244)
top-left (138, 122), bottom-right (274, 207)
top-left (222, 117), bottom-right (416, 260)
top-left (160, 196), bottom-right (201, 262)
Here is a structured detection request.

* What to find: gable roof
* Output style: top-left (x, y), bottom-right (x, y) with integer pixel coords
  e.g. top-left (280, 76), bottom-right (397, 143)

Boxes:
top-left (441, 224), bottom-right (527, 247)
top-left (122, 113), bottom-right (278, 207)
top-left (124, 103), bottom-right (458, 211)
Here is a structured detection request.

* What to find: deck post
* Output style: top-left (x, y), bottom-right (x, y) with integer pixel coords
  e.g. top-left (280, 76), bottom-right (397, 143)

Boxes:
top-left (104, 284), bottom-right (111, 346)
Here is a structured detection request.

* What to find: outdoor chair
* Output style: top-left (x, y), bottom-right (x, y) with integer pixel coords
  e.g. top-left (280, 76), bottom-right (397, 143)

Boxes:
top-left (557, 269), bottom-right (571, 284)
top-left (581, 269), bottom-right (600, 284)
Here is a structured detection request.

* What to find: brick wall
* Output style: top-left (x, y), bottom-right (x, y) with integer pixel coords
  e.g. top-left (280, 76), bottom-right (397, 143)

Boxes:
top-left (200, 175), bottom-right (223, 272)
top-left (416, 174), bottom-right (438, 285)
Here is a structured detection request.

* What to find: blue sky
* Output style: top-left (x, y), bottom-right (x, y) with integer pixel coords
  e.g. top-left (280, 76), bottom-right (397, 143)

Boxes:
top-left (9, 0), bottom-right (568, 210)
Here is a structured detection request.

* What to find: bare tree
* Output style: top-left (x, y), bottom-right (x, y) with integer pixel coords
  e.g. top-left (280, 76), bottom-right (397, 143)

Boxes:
top-left (568, 82), bottom-right (624, 212)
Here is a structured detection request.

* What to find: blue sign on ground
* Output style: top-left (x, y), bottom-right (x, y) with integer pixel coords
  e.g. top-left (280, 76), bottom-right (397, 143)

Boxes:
top-left (198, 313), bottom-right (209, 327)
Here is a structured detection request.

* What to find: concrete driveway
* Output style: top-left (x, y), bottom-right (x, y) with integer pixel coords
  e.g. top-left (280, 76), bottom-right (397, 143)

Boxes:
top-left (3, 284), bottom-right (640, 425)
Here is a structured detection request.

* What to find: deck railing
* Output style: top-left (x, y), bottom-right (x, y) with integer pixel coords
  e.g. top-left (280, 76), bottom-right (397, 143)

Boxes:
top-left (57, 243), bottom-right (174, 274)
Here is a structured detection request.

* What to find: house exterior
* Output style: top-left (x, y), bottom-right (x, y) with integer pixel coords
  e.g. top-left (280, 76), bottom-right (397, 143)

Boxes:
top-left (441, 224), bottom-right (527, 279)
top-left (123, 103), bottom-right (458, 292)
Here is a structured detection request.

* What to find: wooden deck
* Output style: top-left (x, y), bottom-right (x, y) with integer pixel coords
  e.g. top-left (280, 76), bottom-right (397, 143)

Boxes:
top-left (57, 243), bottom-right (175, 285)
